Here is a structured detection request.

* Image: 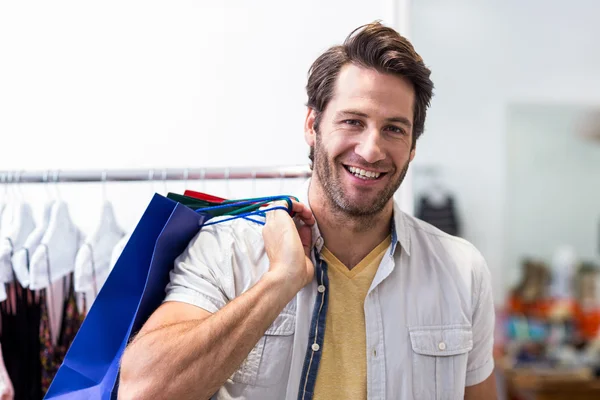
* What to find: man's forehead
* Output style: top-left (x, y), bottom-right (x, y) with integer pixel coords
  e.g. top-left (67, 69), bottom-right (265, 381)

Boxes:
top-left (329, 64), bottom-right (415, 117)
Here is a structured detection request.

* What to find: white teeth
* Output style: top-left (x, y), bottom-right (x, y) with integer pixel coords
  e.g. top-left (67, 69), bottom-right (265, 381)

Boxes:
top-left (347, 166), bottom-right (381, 179)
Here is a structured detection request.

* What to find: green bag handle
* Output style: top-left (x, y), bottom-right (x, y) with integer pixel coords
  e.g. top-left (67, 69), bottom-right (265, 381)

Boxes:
top-left (166, 193), bottom-right (299, 217)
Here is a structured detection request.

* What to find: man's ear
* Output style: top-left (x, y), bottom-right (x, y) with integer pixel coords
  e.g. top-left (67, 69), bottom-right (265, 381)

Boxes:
top-left (304, 108), bottom-right (318, 147)
top-left (409, 135), bottom-right (417, 162)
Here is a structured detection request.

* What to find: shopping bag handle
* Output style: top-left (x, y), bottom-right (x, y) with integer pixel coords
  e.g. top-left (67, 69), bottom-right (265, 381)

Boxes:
top-left (195, 195), bottom-right (295, 217)
top-left (194, 195), bottom-right (296, 213)
top-left (203, 205), bottom-right (293, 227)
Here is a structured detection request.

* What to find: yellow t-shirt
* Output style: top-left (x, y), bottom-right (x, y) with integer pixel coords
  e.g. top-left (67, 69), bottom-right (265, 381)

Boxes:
top-left (313, 235), bottom-right (392, 399)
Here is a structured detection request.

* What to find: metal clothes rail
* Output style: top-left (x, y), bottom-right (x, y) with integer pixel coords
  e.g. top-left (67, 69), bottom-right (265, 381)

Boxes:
top-left (0, 166), bottom-right (312, 184)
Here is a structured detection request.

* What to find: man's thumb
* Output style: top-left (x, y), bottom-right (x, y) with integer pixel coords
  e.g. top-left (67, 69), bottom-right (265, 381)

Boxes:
top-left (298, 224), bottom-right (312, 257)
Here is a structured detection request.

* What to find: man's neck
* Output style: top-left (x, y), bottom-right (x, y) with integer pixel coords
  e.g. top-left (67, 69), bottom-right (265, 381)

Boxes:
top-left (308, 180), bottom-right (393, 270)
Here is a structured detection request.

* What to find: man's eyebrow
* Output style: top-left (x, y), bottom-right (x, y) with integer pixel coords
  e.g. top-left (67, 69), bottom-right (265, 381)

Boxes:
top-left (336, 110), bottom-right (412, 128)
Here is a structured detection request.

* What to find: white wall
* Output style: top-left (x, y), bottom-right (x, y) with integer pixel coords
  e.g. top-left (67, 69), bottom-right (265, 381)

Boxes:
top-left (410, 0), bottom-right (600, 303)
top-left (13, 0), bottom-right (599, 305)
top-left (506, 104), bottom-right (600, 277)
top-left (0, 1), bottom-right (398, 234)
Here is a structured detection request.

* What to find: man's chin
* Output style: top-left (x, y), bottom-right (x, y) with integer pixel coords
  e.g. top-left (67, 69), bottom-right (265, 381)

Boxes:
top-left (333, 196), bottom-right (386, 217)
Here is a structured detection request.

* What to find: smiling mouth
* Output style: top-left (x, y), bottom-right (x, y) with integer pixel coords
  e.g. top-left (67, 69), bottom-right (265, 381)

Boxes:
top-left (343, 165), bottom-right (387, 180)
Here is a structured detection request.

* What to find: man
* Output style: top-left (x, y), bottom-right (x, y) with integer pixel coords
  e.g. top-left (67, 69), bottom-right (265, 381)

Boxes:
top-left (119, 22), bottom-right (497, 399)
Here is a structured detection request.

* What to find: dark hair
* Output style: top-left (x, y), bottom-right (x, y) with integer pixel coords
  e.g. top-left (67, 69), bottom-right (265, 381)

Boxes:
top-left (306, 21), bottom-right (434, 162)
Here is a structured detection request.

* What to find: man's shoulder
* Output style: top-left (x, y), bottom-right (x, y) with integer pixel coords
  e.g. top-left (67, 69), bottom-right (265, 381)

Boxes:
top-left (192, 216), bottom-right (266, 254)
top-left (401, 211), bottom-right (487, 275)
top-left (403, 212), bottom-right (475, 249)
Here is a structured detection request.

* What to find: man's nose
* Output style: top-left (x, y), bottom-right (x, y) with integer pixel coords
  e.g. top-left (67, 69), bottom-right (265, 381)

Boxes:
top-left (354, 129), bottom-right (385, 164)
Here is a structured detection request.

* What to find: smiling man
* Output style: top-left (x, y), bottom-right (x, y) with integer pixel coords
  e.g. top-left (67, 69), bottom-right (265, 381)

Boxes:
top-left (119, 22), bottom-right (497, 400)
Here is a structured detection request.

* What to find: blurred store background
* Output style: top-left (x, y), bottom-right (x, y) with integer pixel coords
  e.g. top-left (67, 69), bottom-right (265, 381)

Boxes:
top-left (410, 1), bottom-right (600, 398)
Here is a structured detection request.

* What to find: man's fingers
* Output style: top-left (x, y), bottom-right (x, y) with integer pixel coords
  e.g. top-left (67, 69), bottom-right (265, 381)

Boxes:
top-left (289, 200), bottom-right (315, 226)
top-left (263, 200), bottom-right (291, 224)
top-left (298, 224), bottom-right (313, 257)
top-left (263, 199), bottom-right (314, 226)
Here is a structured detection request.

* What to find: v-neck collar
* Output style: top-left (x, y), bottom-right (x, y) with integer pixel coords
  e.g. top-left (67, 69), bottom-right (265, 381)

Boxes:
top-left (321, 234), bottom-right (392, 279)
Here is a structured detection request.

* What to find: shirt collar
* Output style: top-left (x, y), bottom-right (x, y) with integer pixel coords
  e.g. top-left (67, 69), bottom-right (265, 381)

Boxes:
top-left (293, 178), bottom-right (411, 256)
top-left (392, 199), bottom-right (411, 256)
top-left (293, 178), bottom-right (325, 253)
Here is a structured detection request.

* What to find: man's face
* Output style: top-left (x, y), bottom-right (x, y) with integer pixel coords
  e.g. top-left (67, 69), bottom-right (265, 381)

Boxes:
top-left (305, 64), bottom-right (416, 217)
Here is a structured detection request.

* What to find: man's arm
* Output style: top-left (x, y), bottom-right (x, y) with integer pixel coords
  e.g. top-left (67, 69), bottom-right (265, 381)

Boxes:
top-left (464, 374), bottom-right (497, 400)
top-left (118, 272), bottom-right (296, 400)
top-left (118, 201), bottom-right (315, 400)
top-left (464, 249), bottom-right (497, 399)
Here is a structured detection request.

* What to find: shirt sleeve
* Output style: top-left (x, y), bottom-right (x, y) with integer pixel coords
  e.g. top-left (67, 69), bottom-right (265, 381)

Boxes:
top-left (466, 250), bottom-right (495, 387)
top-left (163, 226), bottom-right (236, 313)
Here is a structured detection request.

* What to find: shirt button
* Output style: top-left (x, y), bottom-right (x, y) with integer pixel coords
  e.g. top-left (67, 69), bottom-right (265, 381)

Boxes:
top-left (373, 348), bottom-right (377, 357)
top-left (312, 343), bottom-right (320, 352)
top-left (316, 237), bottom-right (324, 247)
top-left (317, 285), bottom-right (326, 293)
top-left (438, 342), bottom-right (446, 351)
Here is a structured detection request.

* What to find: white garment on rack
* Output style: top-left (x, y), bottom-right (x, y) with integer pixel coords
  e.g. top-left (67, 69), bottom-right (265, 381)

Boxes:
top-left (78, 230), bottom-right (130, 311)
top-left (0, 203), bottom-right (5, 231)
top-left (74, 202), bottom-right (124, 308)
top-left (0, 203), bottom-right (8, 230)
top-left (109, 231), bottom-right (131, 272)
top-left (41, 274), bottom-right (69, 347)
top-left (11, 201), bottom-right (54, 288)
top-left (29, 201), bottom-right (82, 290)
top-left (0, 202), bottom-right (4, 300)
top-left (0, 202), bottom-right (35, 284)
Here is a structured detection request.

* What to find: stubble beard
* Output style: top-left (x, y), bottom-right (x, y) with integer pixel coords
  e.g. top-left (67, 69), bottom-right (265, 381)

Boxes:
top-left (312, 133), bottom-right (410, 224)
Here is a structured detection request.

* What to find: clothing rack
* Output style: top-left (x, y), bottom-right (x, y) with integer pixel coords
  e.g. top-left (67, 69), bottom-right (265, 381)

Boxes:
top-left (0, 166), bottom-right (312, 184)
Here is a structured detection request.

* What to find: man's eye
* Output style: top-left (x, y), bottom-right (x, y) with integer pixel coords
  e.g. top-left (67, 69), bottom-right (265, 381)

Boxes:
top-left (385, 125), bottom-right (405, 134)
top-left (343, 119), bottom-right (361, 126)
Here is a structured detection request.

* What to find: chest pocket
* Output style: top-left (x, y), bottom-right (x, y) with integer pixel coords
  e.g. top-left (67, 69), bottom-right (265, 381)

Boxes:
top-left (409, 325), bottom-right (473, 400)
top-left (230, 309), bottom-right (296, 387)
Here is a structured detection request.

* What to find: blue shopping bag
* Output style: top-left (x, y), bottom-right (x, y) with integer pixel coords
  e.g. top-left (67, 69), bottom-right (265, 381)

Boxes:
top-left (45, 194), bottom-right (293, 399)
top-left (45, 194), bottom-right (207, 399)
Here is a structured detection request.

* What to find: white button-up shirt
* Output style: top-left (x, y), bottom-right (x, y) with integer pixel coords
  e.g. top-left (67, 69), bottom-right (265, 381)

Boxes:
top-left (164, 180), bottom-right (495, 399)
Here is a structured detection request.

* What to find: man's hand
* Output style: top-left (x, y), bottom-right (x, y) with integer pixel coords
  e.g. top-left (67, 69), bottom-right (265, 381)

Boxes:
top-left (119, 199), bottom-right (316, 399)
top-left (262, 199), bottom-right (315, 296)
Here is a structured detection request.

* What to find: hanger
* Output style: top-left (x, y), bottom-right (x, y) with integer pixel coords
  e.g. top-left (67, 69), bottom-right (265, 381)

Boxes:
top-left (224, 168), bottom-right (231, 199)
top-left (0, 172), bottom-right (13, 233)
top-left (74, 171), bottom-right (124, 306)
top-left (183, 168), bottom-right (189, 191)
top-left (148, 169), bottom-right (155, 197)
top-left (162, 168), bottom-right (168, 195)
top-left (200, 168), bottom-right (206, 193)
top-left (109, 231), bottom-right (131, 273)
top-left (0, 171), bottom-right (35, 285)
top-left (11, 171), bottom-right (55, 288)
top-left (0, 174), bottom-right (8, 302)
top-left (279, 170), bottom-right (286, 196)
top-left (183, 169), bottom-right (228, 203)
top-left (12, 201), bottom-right (53, 288)
top-left (28, 171), bottom-right (82, 291)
